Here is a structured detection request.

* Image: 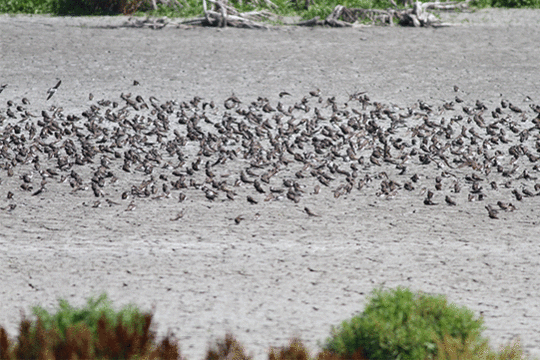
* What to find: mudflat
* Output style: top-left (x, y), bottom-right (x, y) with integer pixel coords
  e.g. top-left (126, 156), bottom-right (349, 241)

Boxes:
top-left (1, 9), bottom-right (540, 359)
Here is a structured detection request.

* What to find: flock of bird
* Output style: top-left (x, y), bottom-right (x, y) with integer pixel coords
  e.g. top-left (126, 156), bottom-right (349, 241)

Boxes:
top-left (1, 81), bottom-right (540, 220)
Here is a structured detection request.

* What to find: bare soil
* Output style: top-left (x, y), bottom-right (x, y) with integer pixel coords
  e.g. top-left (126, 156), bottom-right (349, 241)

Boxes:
top-left (1, 9), bottom-right (540, 359)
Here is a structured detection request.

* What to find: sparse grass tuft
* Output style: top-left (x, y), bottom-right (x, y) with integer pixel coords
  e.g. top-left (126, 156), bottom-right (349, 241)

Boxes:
top-left (434, 333), bottom-right (528, 360)
top-left (269, 338), bottom-right (312, 360)
top-left (205, 333), bottom-right (252, 360)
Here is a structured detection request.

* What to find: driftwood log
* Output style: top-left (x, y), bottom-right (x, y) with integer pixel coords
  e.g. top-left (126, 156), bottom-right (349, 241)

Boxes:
top-left (299, 0), bottom-right (471, 27)
top-left (194, 0), bottom-right (272, 28)
top-left (124, 0), bottom-right (470, 29)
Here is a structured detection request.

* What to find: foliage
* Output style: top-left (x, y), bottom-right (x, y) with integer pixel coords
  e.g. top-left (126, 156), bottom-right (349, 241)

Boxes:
top-left (269, 338), bottom-right (313, 360)
top-left (323, 287), bottom-right (486, 360)
top-left (31, 293), bottom-right (146, 340)
top-left (205, 333), bottom-right (252, 360)
top-left (0, 289), bottom-right (535, 360)
top-left (0, 0), bottom-right (55, 14)
top-left (1, 0), bottom-right (540, 16)
top-left (434, 333), bottom-right (528, 360)
top-left (0, 293), bottom-right (180, 360)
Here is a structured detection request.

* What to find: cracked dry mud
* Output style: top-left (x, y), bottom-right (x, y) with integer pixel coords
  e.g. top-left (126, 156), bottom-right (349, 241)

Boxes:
top-left (1, 9), bottom-right (540, 360)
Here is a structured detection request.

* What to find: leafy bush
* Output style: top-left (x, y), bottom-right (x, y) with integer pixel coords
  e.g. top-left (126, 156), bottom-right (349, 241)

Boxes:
top-left (0, 0), bottom-right (55, 14)
top-left (323, 287), bottom-right (486, 360)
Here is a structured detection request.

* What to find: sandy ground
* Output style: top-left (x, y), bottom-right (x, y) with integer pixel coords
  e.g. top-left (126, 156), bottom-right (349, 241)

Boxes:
top-left (1, 8), bottom-right (540, 359)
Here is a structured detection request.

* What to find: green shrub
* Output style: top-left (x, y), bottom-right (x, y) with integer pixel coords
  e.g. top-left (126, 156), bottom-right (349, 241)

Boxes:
top-left (323, 287), bottom-right (485, 360)
top-left (0, 0), bottom-right (55, 14)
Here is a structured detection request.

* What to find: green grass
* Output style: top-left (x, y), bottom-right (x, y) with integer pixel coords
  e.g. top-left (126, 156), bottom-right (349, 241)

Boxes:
top-left (1, 0), bottom-right (539, 18)
top-left (0, 0), bottom-right (56, 14)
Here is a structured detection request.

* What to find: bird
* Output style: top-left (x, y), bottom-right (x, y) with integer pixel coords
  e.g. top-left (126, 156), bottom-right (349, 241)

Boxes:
top-left (170, 210), bottom-right (186, 221)
top-left (234, 215), bottom-right (244, 224)
top-left (485, 205), bottom-right (499, 219)
top-left (445, 195), bottom-right (456, 206)
top-left (254, 180), bottom-right (266, 194)
top-left (304, 207), bottom-right (320, 217)
top-left (125, 201), bottom-right (136, 211)
top-left (46, 80), bottom-right (62, 100)
top-left (0, 84), bottom-right (7, 94)
top-left (424, 190), bottom-right (437, 205)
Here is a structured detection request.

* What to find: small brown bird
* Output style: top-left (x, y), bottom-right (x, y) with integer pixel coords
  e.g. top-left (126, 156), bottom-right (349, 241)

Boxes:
top-left (178, 192), bottom-right (186, 202)
top-left (304, 207), bottom-right (320, 217)
top-left (106, 199), bottom-right (120, 206)
top-left (497, 201), bottom-right (516, 211)
top-left (424, 191), bottom-right (436, 205)
top-left (471, 182), bottom-right (483, 194)
top-left (485, 205), bottom-right (499, 219)
top-left (234, 215), bottom-right (244, 224)
top-left (125, 201), bottom-right (136, 211)
top-left (522, 188), bottom-right (535, 197)
top-left (254, 180), bottom-right (266, 194)
top-left (287, 191), bottom-right (300, 203)
top-left (240, 171), bottom-right (254, 184)
top-left (205, 190), bottom-right (218, 201)
top-left (46, 80), bottom-right (61, 100)
top-left (404, 182), bottom-right (414, 191)
top-left (445, 196), bottom-right (456, 206)
top-left (170, 210), bottom-right (186, 221)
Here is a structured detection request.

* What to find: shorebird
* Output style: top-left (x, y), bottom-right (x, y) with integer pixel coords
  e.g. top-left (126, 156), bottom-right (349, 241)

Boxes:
top-left (485, 205), bottom-right (499, 219)
top-left (46, 80), bottom-right (61, 100)
top-left (304, 207), bottom-right (320, 217)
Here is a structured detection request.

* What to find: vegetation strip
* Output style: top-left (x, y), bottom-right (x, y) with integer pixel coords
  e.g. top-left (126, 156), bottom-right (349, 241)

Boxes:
top-left (0, 288), bottom-right (531, 359)
top-left (1, 0), bottom-right (539, 24)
